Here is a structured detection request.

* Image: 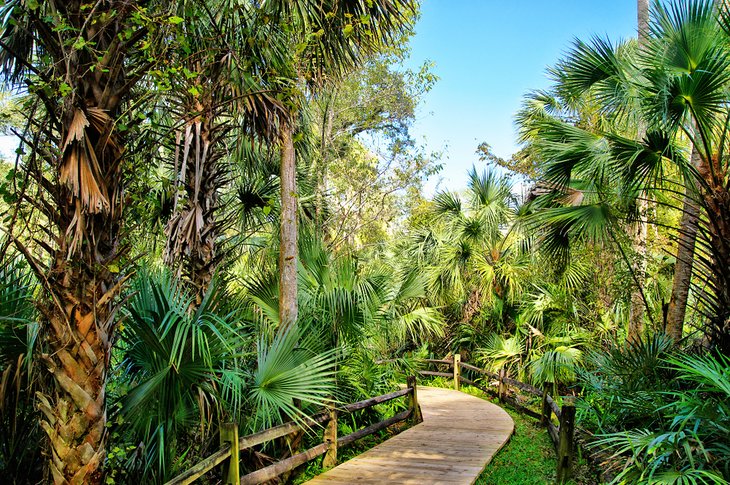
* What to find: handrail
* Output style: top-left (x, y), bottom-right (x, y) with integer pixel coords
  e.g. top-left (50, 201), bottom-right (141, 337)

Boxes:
top-left (341, 387), bottom-right (411, 413)
top-left (166, 377), bottom-right (422, 485)
top-left (416, 355), bottom-right (577, 483)
top-left (165, 444), bottom-right (232, 485)
top-left (421, 358), bottom-right (454, 365)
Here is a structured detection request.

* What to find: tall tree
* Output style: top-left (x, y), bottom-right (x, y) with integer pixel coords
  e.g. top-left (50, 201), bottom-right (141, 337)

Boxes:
top-left (162, 2), bottom-right (283, 303)
top-left (264, 0), bottom-right (417, 330)
top-left (522, 0), bottom-right (730, 353)
top-left (628, 0), bottom-right (651, 342)
top-left (0, 2), bottom-right (170, 482)
top-left (311, 55), bottom-right (438, 250)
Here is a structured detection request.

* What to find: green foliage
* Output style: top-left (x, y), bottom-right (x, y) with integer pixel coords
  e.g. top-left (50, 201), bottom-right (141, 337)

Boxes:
top-left (0, 256), bottom-right (44, 481)
top-left (579, 334), bottom-right (676, 433)
top-left (587, 351), bottom-right (730, 484)
top-left (115, 270), bottom-right (249, 480)
top-left (251, 324), bottom-right (336, 430)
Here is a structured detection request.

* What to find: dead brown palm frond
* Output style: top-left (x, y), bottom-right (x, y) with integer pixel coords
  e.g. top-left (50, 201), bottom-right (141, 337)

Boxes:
top-left (58, 107), bottom-right (112, 215)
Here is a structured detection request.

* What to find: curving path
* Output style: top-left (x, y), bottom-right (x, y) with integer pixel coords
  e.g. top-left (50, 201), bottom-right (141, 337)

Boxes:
top-left (305, 386), bottom-right (514, 485)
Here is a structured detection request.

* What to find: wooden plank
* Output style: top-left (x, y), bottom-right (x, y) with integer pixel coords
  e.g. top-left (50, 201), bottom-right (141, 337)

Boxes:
top-left (238, 411), bottom-right (330, 452)
top-left (453, 354), bottom-right (461, 391)
top-left (556, 401), bottom-right (576, 483)
top-left (305, 387), bottom-right (514, 485)
top-left (338, 409), bottom-right (411, 447)
top-left (420, 359), bottom-right (454, 365)
top-left (547, 421), bottom-right (560, 446)
top-left (546, 394), bottom-right (562, 420)
top-left (459, 362), bottom-right (498, 380)
top-left (502, 375), bottom-right (542, 396)
top-left (164, 444), bottom-right (231, 485)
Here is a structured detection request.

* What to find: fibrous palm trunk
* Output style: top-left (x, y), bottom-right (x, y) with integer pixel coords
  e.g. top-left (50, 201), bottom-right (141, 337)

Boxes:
top-left (30, 94), bottom-right (127, 485)
top-left (1, 3), bottom-right (162, 482)
top-left (164, 98), bottom-right (225, 304)
top-left (703, 190), bottom-right (730, 354)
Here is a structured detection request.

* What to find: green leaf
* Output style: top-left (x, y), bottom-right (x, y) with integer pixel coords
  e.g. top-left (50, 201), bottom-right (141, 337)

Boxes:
top-left (168, 16), bottom-right (184, 25)
top-left (59, 83), bottom-right (72, 97)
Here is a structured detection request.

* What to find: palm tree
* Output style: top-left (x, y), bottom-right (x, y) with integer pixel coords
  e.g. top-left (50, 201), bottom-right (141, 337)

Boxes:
top-left (628, 0), bottom-right (651, 342)
top-left (160, 1), bottom-right (285, 304)
top-left (521, 0), bottom-right (730, 353)
top-left (116, 270), bottom-right (337, 480)
top-left (428, 168), bottom-right (527, 326)
top-left (0, 2), bottom-right (172, 482)
top-left (642, 1), bottom-right (728, 348)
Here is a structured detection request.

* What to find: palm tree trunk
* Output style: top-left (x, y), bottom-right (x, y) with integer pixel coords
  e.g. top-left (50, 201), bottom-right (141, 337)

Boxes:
top-left (164, 104), bottom-right (222, 304)
top-left (38, 257), bottom-right (117, 484)
top-left (28, 109), bottom-right (127, 485)
top-left (628, 207), bottom-right (648, 342)
top-left (279, 121), bottom-right (298, 329)
top-left (666, 143), bottom-right (703, 342)
top-left (704, 192), bottom-right (730, 354)
top-left (1, 3), bottom-right (160, 480)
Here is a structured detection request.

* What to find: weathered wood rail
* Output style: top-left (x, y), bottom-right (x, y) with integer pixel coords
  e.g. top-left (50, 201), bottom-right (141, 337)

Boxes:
top-left (165, 377), bottom-right (421, 485)
top-left (418, 355), bottom-right (576, 484)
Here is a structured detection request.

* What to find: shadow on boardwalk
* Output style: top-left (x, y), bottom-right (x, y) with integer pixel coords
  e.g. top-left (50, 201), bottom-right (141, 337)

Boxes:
top-left (305, 386), bottom-right (514, 485)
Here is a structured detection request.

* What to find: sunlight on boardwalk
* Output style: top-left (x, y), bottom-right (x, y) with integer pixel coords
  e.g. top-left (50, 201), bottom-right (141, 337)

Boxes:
top-left (304, 387), bottom-right (514, 485)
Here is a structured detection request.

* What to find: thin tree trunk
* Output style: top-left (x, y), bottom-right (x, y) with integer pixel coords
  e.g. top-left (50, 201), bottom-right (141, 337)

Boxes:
top-left (628, 0), bottom-right (651, 343)
top-left (279, 121), bottom-right (298, 330)
top-left (637, 0), bottom-right (650, 45)
top-left (701, 187), bottom-right (730, 354)
top-left (666, 143), bottom-right (703, 342)
top-left (316, 89), bottom-right (336, 236)
top-left (628, 204), bottom-right (648, 342)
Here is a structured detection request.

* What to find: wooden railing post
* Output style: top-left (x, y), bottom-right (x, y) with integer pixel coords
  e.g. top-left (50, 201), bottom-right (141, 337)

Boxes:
top-left (220, 422), bottom-right (240, 485)
top-left (556, 397), bottom-right (576, 484)
top-left (322, 402), bottom-right (337, 468)
top-left (453, 353), bottom-right (461, 391)
top-left (498, 368), bottom-right (506, 402)
top-left (541, 384), bottom-right (551, 425)
top-left (407, 375), bottom-right (423, 424)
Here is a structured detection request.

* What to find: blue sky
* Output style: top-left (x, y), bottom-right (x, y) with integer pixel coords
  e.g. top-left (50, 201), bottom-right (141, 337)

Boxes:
top-left (405, 1), bottom-right (639, 192)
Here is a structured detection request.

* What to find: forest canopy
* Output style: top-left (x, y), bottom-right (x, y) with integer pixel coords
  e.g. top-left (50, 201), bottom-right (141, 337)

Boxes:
top-left (0, 1), bottom-right (729, 484)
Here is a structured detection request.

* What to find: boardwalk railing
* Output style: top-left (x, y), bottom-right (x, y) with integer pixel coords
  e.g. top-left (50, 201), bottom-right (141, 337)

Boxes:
top-left (165, 377), bottom-right (422, 485)
top-left (419, 355), bottom-right (576, 484)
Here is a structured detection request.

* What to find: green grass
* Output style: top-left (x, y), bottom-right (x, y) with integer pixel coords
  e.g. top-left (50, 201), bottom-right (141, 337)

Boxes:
top-left (424, 378), bottom-right (597, 485)
top-left (476, 404), bottom-right (558, 484)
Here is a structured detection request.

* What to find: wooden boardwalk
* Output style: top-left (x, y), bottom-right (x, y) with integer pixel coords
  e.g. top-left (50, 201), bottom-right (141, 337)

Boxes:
top-left (305, 386), bottom-right (514, 485)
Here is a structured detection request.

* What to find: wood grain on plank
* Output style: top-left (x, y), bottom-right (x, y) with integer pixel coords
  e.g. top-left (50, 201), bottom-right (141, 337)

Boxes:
top-left (304, 386), bottom-right (514, 485)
